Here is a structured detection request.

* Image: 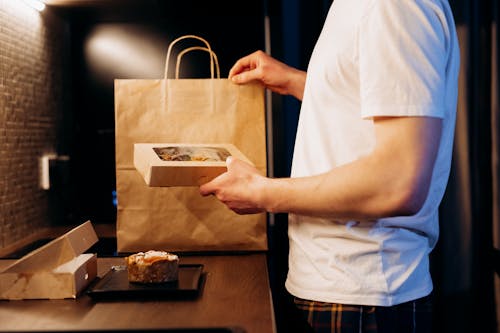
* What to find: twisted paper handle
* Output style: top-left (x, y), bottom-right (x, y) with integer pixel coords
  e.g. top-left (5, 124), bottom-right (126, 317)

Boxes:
top-left (175, 46), bottom-right (220, 79)
top-left (164, 35), bottom-right (217, 79)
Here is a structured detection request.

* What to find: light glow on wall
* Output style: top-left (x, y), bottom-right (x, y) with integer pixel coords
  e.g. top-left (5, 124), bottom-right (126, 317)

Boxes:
top-left (21, 0), bottom-right (46, 12)
top-left (2, 1), bottom-right (44, 48)
top-left (84, 24), bottom-right (166, 83)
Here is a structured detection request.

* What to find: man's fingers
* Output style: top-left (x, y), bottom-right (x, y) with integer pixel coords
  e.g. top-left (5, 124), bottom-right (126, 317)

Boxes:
top-left (229, 55), bottom-right (252, 79)
top-left (199, 182), bottom-right (214, 196)
top-left (199, 176), bottom-right (222, 196)
top-left (199, 160), bottom-right (233, 196)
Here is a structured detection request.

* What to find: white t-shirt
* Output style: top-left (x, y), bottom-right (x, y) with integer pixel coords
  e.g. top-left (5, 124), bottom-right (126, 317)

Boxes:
top-left (286, 0), bottom-right (460, 306)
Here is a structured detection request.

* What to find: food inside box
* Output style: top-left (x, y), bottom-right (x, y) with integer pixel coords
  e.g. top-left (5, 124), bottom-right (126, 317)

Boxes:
top-left (134, 143), bottom-right (253, 187)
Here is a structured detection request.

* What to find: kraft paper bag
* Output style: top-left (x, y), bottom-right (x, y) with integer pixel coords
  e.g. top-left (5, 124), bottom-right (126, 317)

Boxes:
top-left (114, 35), bottom-right (268, 252)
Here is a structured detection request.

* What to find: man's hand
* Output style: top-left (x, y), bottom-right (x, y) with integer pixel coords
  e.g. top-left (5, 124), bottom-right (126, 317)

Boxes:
top-left (229, 50), bottom-right (306, 100)
top-left (199, 157), bottom-right (267, 215)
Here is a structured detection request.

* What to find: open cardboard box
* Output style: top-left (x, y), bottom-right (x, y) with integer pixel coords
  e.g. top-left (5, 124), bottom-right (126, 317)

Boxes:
top-left (0, 221), bottom-right (98, 300)
top-left (134, 143), bottom-right (253, 187)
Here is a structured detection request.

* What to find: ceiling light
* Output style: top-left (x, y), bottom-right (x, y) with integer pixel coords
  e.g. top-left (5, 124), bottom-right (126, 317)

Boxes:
top-left (22, 0), bottom-right (46, 12)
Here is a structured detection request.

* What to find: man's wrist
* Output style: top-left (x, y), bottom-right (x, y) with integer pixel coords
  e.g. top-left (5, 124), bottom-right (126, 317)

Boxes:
top-left (257, 176), bottom-right (285, 214)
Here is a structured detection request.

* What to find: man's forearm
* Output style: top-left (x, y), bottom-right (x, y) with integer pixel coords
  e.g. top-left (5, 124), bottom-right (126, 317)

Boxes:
top-left (259, 117), bottom-right (441, 221)
top-left (260, 155), bottom-right (415, 221)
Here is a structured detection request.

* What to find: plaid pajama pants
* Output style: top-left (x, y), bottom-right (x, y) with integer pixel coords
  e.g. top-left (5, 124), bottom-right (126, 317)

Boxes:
top-left (293, 294), bottom-right (433, 333)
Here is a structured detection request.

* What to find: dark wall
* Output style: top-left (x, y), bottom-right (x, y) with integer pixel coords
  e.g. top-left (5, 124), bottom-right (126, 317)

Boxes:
top-left (56, 0), bottom-right (267, 225)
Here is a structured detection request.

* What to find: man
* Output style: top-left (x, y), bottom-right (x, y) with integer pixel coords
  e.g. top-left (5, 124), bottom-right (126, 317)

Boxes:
top-left (200, 0), bottom-right (460, 332)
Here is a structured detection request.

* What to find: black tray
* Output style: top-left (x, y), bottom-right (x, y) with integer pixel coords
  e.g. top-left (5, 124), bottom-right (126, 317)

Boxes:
top-left (86, 264), bottom-right (204, 300)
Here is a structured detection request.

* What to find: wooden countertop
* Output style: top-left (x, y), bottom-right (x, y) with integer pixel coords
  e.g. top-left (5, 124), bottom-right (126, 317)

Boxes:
top-left (0, 253), bottom-right (276, 333)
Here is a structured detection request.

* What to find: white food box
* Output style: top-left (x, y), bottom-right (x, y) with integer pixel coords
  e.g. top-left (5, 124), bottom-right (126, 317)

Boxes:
top-left (134, 143), bottom-right (253, 187)
top-left (0, 221), bottom-right (98, 300)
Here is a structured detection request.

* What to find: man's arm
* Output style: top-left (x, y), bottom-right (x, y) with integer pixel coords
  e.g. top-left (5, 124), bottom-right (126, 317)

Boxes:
top-left (200, 116), bottom-right (442, 220)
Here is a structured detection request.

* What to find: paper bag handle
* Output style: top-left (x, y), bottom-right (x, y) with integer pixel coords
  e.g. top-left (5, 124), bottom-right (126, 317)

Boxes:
top-left (164, 35), bottom-right (215, 79)
top-left (175, 46), bottom-right (220, 79)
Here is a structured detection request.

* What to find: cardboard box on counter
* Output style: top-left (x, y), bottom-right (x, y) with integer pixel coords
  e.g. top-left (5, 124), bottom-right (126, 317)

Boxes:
top-left (0, 221), bottom-right (98, 300)
top-left (134, 143), bottom-right (253, 187)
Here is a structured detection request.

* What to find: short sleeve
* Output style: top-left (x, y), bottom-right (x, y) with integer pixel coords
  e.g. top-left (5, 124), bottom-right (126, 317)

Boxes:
top-left (359, 0), bottom-right (448, 119)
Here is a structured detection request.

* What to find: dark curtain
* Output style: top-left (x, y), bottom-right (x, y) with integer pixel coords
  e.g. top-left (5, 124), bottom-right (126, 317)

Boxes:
top-left (431, 0), bottom-right (499, 332)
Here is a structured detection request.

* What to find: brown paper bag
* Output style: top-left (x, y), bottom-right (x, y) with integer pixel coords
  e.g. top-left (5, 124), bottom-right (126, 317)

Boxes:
top-left (114, 35), bottom-right (267, 252)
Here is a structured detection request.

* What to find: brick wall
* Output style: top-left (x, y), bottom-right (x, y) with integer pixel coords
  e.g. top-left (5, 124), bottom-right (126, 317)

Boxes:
top-left (0, 1), bottom-right (68, 249)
